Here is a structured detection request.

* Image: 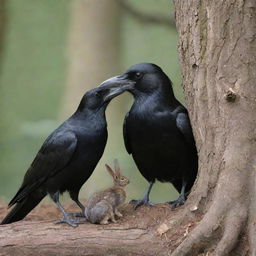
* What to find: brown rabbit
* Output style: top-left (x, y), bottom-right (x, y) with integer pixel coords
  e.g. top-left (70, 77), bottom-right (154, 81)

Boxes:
top-left (84, 160), bottom-right (129, 224)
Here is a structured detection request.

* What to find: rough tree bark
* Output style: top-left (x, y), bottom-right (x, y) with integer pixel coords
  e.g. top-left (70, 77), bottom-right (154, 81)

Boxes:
top-left (0, 220), bottom-right (160, 256)
top-left (172, 0), bottom-right (256, 255)
top-left (0, 204), bottom-right (184, 256)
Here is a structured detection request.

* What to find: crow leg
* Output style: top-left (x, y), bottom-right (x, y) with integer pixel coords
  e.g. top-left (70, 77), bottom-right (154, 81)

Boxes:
top-left (68, 191), bottom-right (85, 217)
top-left (50, 192), bottom-right (78, 227)
top-left (130, 181), bottom-right (155, 209)
top-left (167, 179), bottom-right (187, 209)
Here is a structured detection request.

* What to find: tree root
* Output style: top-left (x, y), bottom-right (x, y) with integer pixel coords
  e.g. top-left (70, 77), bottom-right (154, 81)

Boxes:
top-left (171, 202), bottom-right (247, 256)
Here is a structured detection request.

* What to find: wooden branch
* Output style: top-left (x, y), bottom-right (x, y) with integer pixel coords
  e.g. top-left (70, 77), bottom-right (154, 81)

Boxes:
top-left (0, 220), bottom-right (167, 256)
top-left (116, 0), bottom-right (176, 29)
top-left (0, 204), bottom-right (179, 256)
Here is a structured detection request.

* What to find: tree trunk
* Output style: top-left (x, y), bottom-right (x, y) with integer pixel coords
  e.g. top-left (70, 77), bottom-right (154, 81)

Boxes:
top-left (61, 0), bottom-right (122, 117)
top-left (172, 0), bottom-right (256, 255)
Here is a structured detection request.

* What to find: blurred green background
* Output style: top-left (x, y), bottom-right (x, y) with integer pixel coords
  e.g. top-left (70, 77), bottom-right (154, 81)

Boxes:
top-left (0, 0), bottom-right (182, 205)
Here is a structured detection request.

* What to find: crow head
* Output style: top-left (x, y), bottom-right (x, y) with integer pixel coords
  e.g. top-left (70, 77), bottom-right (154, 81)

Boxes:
top-left (78, 84), bottom-right (130, 111)
top-left (99, 63), bottom-right (174, 97)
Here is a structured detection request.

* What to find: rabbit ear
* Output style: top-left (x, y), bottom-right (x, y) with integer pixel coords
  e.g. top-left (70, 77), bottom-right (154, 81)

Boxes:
top-left (114, 159), bottom-right (121, 176)
top-left (105, 164), bottom-right (115, 178)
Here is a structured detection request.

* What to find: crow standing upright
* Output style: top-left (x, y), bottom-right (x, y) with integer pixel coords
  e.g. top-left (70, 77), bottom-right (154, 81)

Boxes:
top-left (100, 63), bottom-right (198, 209)
top-left (1, 84), bottom-right (131, 226)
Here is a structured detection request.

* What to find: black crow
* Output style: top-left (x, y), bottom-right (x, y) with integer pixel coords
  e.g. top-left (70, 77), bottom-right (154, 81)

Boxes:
top-left (100, 63), bottom-right (198, 209)
top-left (1, 84), bottom-right (131, 226)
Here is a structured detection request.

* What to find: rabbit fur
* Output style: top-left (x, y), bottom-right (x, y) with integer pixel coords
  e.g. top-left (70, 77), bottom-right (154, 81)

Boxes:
top-left (84, 160), bottom-right (129, 224)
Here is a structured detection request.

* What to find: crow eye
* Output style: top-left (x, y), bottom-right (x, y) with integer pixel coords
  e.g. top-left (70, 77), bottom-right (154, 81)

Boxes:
top-left (135, 72), bottom-right (142, 79)
top-left (95, 91), bottom-right (103, 97)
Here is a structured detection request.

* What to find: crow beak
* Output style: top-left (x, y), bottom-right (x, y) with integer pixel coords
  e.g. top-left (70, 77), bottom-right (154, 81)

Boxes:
top-left (102, 85), bottom-right (130, 102)
top-left (100, 75), bottom-right (135, 102)
top-left (100, 75), bottom-right (135, 90)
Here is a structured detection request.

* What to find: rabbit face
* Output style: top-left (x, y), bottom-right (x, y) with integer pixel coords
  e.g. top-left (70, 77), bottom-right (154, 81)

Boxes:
top-left (105, 160), bottom-right (130, 188)
top-left (114, 174), bottom-right (129, 187)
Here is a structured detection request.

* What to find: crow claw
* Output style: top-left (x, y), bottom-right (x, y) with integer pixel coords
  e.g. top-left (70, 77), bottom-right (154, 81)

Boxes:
top-left (130, 199), bottom-right (155, 209)
top-left (54, 217), bottom-right (78, 227)
top-left (166, 198), bottom-right (185, 209)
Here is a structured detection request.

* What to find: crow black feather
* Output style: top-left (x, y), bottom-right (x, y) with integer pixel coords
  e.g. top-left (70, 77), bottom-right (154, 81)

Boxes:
top-left (1, 84), bottom-right (129, 226)
top-left (100, 63), bottom-right (198, 209)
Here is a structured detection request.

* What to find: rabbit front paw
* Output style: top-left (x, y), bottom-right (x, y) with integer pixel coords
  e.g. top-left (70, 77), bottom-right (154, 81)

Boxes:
top-left (110, 213), bottom-right (117, 223)
top-left (100, 215), bottom-right (110, 225)
top-left (114, 209), bottom-right (123, 217)
top-left (100, 219), bottom-right (109, 225)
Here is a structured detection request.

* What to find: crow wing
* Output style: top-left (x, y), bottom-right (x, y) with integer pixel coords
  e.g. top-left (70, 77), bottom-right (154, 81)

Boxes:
top-left (175, 107), bottom-right (196, 148)
top-left (9, 130), bottom-right (77, 206)
top-left (123, 112), bottom-right (132, 154)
